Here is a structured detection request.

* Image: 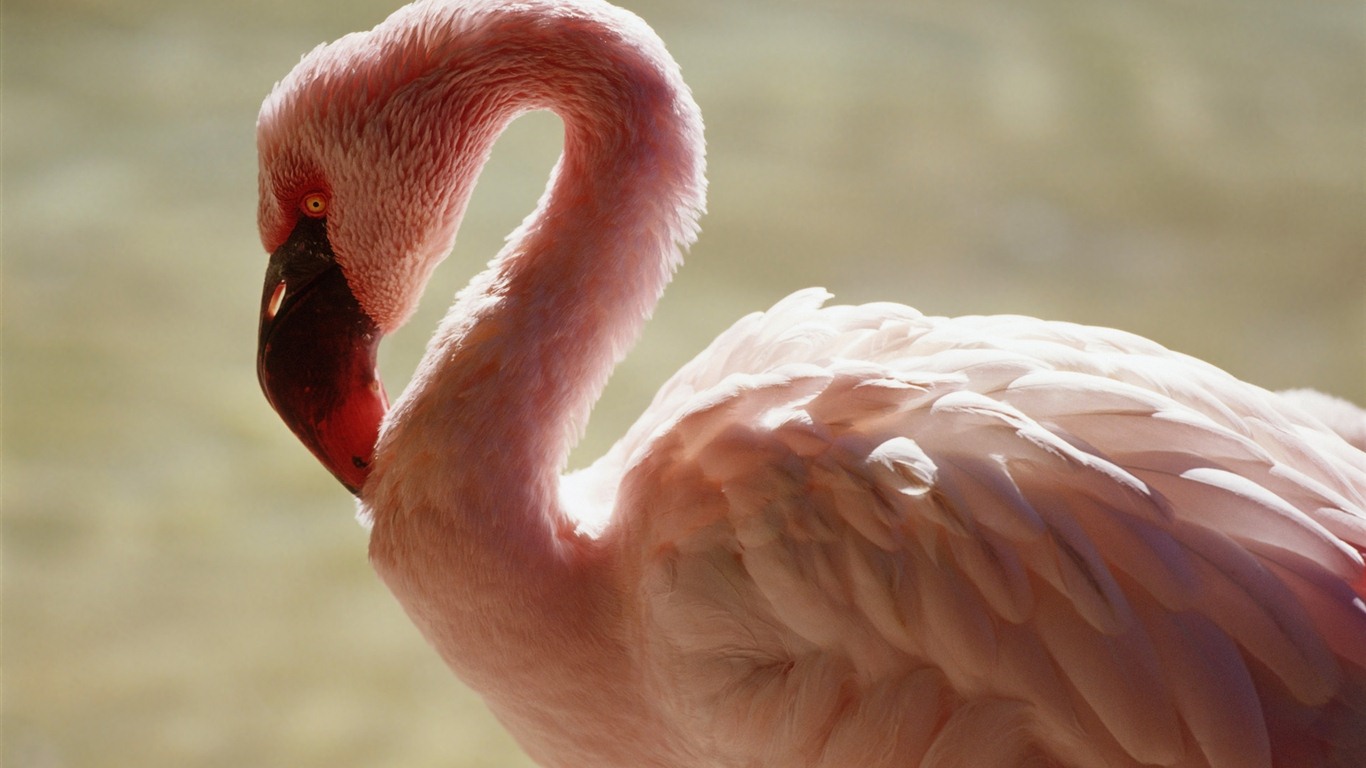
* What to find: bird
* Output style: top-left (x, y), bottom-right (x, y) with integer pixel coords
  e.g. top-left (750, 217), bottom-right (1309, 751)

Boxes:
top-left (253, 1), bottom-right (1366, 766)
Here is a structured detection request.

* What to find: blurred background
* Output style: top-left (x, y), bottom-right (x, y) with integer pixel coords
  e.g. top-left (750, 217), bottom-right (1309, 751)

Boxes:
top-left (5, 0), bottom-right (1363, 765)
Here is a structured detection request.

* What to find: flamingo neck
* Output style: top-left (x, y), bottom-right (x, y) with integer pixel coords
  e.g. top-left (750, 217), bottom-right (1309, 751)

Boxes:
top-left (362, 2), bottom-right (703, 756)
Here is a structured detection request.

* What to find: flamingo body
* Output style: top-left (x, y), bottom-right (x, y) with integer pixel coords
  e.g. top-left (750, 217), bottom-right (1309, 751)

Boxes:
top-left (254, 1), bottom-right (1366, 766)
top-left (611, 290), bottom-right (1366, 767)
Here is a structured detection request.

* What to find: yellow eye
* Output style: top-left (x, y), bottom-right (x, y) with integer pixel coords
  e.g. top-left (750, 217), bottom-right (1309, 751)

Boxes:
top-left (300, 192), bottom-right (329, 217)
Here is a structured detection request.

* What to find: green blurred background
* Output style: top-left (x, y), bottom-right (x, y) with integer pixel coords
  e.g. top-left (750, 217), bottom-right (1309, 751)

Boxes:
top-left (5, 0), bottom-right (1363, 765)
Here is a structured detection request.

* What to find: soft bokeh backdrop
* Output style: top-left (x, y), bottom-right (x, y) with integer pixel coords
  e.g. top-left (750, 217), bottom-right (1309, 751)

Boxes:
top-left (5, 0), bottom-right (1363, 765)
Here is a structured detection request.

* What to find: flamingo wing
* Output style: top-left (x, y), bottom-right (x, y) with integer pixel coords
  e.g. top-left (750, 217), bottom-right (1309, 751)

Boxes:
top-left (611, 290), bottom-right (1366, 767)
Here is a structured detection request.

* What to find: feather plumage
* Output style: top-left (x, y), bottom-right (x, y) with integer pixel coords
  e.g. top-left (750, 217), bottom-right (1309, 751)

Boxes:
top-left (619, 293), bottom-right (1366, 767)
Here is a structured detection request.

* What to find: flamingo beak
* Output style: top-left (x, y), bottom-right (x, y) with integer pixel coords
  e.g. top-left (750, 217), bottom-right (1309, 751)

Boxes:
top-left (257, 216), bottom-right (389, 495)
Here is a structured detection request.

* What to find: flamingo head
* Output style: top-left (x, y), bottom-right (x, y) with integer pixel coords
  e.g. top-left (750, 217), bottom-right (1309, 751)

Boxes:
top-left (253, 1), bottom-right (700, 494)
top-left (254, 9), bottom-right (483, 494)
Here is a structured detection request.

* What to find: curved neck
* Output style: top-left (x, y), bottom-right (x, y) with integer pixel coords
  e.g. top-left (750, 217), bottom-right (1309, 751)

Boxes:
top-left (374, 2), bottom-right (704, 520)
top-left (363, 3), bottom-right (702, 758)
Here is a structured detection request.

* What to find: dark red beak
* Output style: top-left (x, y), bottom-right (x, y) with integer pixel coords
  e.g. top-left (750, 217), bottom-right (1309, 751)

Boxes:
top-left (257, 216), bottom-right (388, 495)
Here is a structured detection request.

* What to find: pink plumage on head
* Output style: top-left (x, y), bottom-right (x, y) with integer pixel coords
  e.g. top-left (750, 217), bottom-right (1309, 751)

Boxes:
top-left (257, 0), bottom-right (703, 333)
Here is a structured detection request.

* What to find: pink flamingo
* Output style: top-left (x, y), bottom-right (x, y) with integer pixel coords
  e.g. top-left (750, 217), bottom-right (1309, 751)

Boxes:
top-left (255, 1), bottom-right (1366, 765)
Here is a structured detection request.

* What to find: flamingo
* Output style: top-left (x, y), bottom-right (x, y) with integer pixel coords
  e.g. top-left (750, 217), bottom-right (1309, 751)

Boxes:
top-left (254, 1), bottom-right (1366, 765)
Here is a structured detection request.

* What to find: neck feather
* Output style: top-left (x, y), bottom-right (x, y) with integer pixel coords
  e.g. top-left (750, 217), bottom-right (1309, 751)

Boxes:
top-left (371, 0), bottom-right (704, 522)
top-left (362, 1), bottom-right (703, 756)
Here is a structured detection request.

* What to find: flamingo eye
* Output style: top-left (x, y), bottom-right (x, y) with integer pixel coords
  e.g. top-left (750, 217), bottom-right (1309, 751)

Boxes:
top-left (300, 192), bottom-right (329, 218)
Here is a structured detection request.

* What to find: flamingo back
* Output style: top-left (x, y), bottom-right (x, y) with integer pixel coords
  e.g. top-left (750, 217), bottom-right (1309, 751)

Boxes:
top-left (607, 289), bottom-right (1366, 767)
